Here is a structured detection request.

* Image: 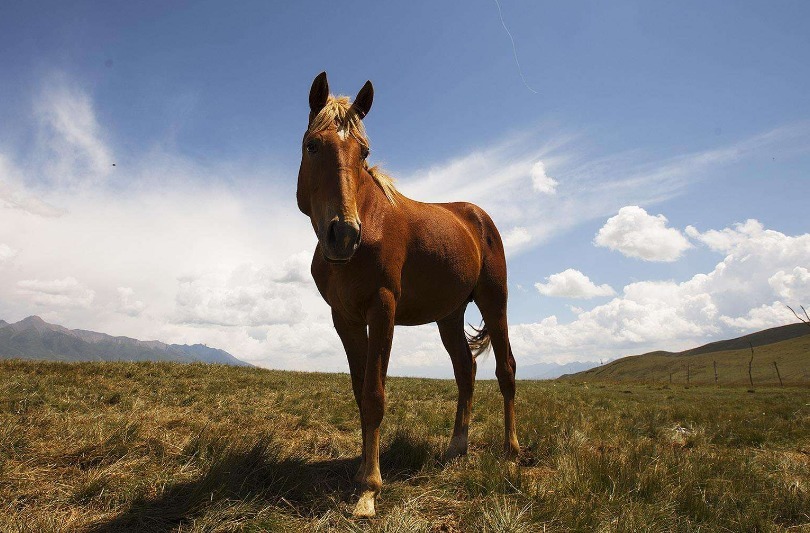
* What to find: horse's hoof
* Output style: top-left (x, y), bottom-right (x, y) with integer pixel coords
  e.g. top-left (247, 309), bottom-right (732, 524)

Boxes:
top-left (504, 440), bottom-right (520, 458)
top-left (352, 490), bottom-right (376, 518)
top-left (443, 435), bottom-right (468, 461)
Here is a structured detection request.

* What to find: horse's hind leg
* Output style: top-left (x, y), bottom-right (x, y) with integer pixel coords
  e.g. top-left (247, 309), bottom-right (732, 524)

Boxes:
top-left (474, 278), bottom-right (520, 456)
top-left (437, 304), bottom-right (476, 460)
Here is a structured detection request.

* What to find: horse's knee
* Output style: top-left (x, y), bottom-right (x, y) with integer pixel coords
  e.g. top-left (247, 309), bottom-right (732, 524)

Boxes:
top-left (361, 389), bottom-right (385, 427)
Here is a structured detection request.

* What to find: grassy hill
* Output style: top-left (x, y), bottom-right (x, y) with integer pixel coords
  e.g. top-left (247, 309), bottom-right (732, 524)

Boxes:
top-left (566, 323), bottom-right (810, 385)
top-left (1, 360), bottom-right (808, 531)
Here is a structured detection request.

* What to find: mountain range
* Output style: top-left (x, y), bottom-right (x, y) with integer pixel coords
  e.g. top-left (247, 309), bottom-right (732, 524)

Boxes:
top-left (0, 316), bottom-right (250, 366)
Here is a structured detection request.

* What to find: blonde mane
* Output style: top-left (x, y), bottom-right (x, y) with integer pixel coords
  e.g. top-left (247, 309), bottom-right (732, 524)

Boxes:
top-left (307, 95), bottom-right (400, 205)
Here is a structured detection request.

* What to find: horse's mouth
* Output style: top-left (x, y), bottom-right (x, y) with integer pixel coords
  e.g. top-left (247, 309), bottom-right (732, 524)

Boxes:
top-left (323, 254), bottom-right (352, 264)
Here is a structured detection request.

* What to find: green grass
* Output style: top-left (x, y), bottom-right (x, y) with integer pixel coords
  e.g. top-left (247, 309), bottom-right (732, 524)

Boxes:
top-left (571, 333), bottom-right (810, 386)
top-left (0, 360), bottom-right (808, 531)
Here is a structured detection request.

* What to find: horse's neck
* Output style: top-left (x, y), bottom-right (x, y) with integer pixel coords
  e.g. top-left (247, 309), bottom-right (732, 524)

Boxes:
top-left (358, 169), bottom-right (400, 234)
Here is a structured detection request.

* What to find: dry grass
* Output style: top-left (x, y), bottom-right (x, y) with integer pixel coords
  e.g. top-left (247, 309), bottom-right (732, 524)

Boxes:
top-left (0, 360), bottom-right (808, 532)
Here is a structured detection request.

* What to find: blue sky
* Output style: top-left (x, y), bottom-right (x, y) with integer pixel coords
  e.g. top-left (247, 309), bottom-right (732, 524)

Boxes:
top-left (1, 1), bottom-right (808, 376)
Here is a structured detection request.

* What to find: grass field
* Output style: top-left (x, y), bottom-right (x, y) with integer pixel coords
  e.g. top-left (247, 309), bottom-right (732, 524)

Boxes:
top-left (1, 360), bottom-right (808, 532)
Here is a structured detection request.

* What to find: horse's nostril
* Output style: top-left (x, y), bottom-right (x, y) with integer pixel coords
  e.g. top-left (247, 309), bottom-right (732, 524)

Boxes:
top-left (323, 219), bottom-right (361, 260)
top-left (327, 221), bottom-right (338, 246)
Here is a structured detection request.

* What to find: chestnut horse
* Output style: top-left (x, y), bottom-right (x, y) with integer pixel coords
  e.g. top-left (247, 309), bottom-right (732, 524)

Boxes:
top-left (297, 72), bottom-right (519, 517)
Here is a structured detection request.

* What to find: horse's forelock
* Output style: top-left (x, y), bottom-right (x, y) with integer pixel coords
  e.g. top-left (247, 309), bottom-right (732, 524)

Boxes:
top-left (307, 95), bottom-right (399, 206)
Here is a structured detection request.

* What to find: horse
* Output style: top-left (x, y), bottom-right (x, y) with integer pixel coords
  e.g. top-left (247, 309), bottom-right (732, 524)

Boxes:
top-left (296, 72), bottom-right (519, 518)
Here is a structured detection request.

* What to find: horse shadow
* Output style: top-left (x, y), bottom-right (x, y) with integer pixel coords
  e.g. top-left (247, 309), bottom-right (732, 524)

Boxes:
top-left (85, 432), bottom-right (437, 532)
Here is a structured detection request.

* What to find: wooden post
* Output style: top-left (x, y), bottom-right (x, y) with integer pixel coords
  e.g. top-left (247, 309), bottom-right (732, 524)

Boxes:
top-left (686, 364), bottom-right (690, 386)
top-left (669, 372), bottom-right (673, 384)
top-left (748, 342), bottom-right (754, 389)
top-left (713, 360), bottom-right (718, 385)
top-left (773, 361), bottom-right (783, 387)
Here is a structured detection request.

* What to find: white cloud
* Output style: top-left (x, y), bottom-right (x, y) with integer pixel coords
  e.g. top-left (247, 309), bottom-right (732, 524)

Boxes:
top-left (0, 155), bottom-right (64, 216)
top-left (501, 226), bottom-right (532, 253)
top-left (33, 78), bottom-right (113, 188)
top-left (117, 287), bottom-right (145, 317)
top-left (768, 267), bottom-right (810, 302)
top-left (16, 277), bottom-right (95, 308)
top-left (512, 220), bottom-right (809, 364)
top-left (718, 302), bottom-right (795, 330)
top-left (530, 161), bottom-right (558, 194)
top-left (535, 268), bottom-right (615, 299)
top-left (595, 206), bottom-right (692, 262)
top-left (0, 243), bottom-right (17, 263)
top-left (173, 264), bottom-right (308, 327)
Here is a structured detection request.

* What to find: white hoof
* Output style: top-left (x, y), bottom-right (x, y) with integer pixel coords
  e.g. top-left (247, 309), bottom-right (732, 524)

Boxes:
top-left (444, 435), bottom-right (468, 460)
top-left (352, 490), bottom-right (376, 518)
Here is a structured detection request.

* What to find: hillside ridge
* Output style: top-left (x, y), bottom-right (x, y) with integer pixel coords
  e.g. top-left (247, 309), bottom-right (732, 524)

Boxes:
top-left (563, 322), bottom-right (810, 384)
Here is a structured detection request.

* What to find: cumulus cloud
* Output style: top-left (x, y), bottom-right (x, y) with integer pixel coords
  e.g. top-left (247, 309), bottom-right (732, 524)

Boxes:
top-left (768, 267), bottom-right (810, 302)
top-left (17, 277), bottom-right (95, 308)
top-left (530, 161), bottom-right (558, 194)
top-left (595, 206), bottom-right (692, 262)
top-left (535, 269), bottom-right (615, 299)
top-left (512, 220), bottom-right (809, 364)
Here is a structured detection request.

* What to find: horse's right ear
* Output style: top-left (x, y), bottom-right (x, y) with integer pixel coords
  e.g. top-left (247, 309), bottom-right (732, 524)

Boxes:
top-left (309, 72), bottom-right (329, 117)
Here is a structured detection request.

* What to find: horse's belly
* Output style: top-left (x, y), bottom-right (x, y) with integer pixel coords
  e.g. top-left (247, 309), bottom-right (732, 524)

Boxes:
top-left (394, 252), bottom-right (479, 325)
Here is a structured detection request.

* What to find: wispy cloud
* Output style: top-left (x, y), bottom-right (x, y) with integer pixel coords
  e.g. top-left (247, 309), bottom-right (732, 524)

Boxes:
top-left (32, 76), bottom-right (114, 188)
top-left (397, 123), bottom-right (810, 257)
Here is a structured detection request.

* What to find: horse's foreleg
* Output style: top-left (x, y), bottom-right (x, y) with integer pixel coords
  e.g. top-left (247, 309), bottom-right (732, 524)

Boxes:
top-left (353, 289), bottom-right (395, 518)
top-left (437, 305), bottom-right (476, 460)
top-left (332, 310), bottom-right (368, 482)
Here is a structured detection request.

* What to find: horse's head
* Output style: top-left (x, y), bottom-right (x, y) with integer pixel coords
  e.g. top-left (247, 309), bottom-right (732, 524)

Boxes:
top-left (297, 72), bottom-right (374, 264)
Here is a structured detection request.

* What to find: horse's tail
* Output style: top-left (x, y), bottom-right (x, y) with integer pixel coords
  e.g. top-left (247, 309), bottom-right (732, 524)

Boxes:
top-left (466, 321), bottom-right (491, 359)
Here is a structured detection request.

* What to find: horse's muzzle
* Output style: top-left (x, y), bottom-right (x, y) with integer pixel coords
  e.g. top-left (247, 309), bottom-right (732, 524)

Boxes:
top-left (323, 219), bottom-right (362, 263)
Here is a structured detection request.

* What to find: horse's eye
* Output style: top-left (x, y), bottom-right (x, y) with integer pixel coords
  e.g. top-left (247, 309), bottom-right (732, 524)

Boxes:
top-left (305, 139), bottom-right (318, 154)
top-left (361, 147), bottom-right (369, 159)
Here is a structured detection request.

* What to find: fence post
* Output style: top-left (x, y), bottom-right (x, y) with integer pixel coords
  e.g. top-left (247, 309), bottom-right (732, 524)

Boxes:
top-left (773, 361), bottom-right (783, 387)
top-left (713, 360), bottom-right (718, 385)
top-left (748, 343), bottom-right (754, 389)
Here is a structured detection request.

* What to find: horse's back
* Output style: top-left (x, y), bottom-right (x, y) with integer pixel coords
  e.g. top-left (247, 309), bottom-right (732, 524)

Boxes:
top-left (434, 201), bottom-right (506, 258)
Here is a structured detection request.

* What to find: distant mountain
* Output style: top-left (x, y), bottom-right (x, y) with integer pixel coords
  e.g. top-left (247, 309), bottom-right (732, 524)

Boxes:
top-left (561, 323), bottom-right (810, 385)
top-left (0, 316), bottom-right (251, 366)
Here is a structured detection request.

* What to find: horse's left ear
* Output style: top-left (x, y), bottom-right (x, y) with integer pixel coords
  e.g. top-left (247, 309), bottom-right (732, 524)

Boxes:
top-left (309, 71), bottom-right (330, 116)
top-left (352, 81), bottom-right (374, 118)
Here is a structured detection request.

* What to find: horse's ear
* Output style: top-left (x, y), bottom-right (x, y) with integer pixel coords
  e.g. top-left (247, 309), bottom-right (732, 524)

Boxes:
top-left (352, 80), bottom-right (373, 119)
top-left (309, 71), bottom-right (329, 115)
